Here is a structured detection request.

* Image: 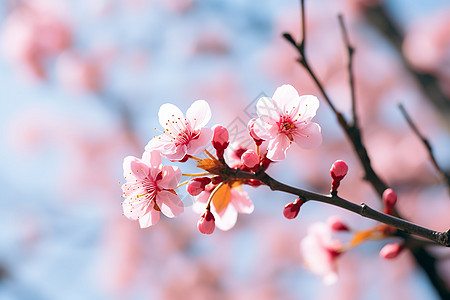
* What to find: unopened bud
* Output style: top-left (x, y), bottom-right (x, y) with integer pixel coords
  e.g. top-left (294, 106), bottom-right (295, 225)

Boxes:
top-left (382, 188), bottom-right (397, 208)
top-left (379, 243), bottom-right (403, 259)
top-left (212, 125), bottom-right (229, 159)
top-left (330, 160), bottom-right (348, 192)
top-left (241, 149), bottom-right (259, 169)
top-left (247, 118), bottom-right (264, 146)
top-left (283, 199), bottom-right (303, 219)
top-left (328, 216), bottom-right (349, 232)
top-left (197, 210), bottom-right (215, 234)
top-left (187, 177), bottom-right (211, 196)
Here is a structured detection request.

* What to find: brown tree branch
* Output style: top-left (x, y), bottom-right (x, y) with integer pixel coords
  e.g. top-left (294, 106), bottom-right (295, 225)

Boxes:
top-left (231, 168), bottom-right (450, 247)
top-left (399, 103), bottom-right (450, 191)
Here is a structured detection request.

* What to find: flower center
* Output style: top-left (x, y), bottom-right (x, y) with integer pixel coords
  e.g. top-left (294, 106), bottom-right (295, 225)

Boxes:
top-left (164, 115), bottom-right (199, 146)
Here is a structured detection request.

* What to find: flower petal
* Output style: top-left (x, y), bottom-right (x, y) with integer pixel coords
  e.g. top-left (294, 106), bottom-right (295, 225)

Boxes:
top-left (256, 96), bottom-right (280, 123)
top-left (292, 122), bottom-right (322, 149)
top-left (272, 84), bottom-right (301, 114)
top-left (212, 204), bottom-right (238, 231)
top-left (230, 185), bottom-right (254, 214)
top-left (297, 95), bottom-right (320, 123)
top-left (158, 103), bottom-right (184, 129)
top-left (266, 134), bottom-right (292, 161)
top-left (139, 209), bottom-right (160, 228)
top-left (156, 190), bottom-right (184, 218)
top-left (123, 156), bottom-right (149, 181)
top-left (163, 144), bottom-right (187, 161)
top-left (186, 100), bottom-right (211, 130)
top-left (142, 150), bottom-right (162, 179)
top-left (252, 118), bottom-right (278, 140)
top-left (122, 196), bottom-right (150, 220)
top-left (145, 134), bottom-right (177, 154)
top-left (157, 165), bottom-right (181, 190)
top-left (186, 127), bottom-right (213, 155)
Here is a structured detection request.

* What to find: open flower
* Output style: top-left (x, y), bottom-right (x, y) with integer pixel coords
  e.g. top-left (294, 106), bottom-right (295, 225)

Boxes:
top-left (146, 100), bottom-right (213, 160)
top-left (300, 222), bottom-right (343, 285)
top-left (253, 84), bottom-right (322, 161)
top-left (193, 181), bottom-right (254, 231)
top-left (121, 151), bottom-right (183, 228)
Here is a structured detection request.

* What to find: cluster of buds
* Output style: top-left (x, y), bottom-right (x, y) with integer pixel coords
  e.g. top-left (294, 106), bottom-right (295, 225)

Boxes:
top-left (330, 160), bottom-right (348, 194)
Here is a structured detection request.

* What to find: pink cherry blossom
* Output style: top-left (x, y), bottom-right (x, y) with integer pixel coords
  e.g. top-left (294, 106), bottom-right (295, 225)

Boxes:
top-left (253, 84), bottom-right (322, 161)
top-left (145, 100), bottom-right (213, 160)
top-left (193, 182), bottom-right (254, 231)
top-left (197, 210), bottom-right (215, 234)
top-left (300, 222), bottom-right (343, 285)
top-left (121, 151), bottom-right (184, 228)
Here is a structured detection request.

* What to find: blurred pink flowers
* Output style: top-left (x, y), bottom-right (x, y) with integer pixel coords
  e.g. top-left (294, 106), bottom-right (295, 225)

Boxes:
top-left (146, 100), bottom-right (213, 160)
top-left (121, 151), bottom-right (184, 228)
top-left (300, 222), bottom-right (343, 285)
top-left (253, 84), bottom-right (322, 161)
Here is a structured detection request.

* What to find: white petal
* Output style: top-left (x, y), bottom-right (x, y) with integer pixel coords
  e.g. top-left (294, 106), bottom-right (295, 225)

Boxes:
top-left (157, 190), bottom-right (184, 218)
top-left (256, 97), bottom-right (281, 123)
top-left (266, 134), bottom-right (292, 161)
top-left (158, 103), bottom-right (184, 129)
top-left (292, 122), bottom-right (322, 149)
top-left (186, 100), bottom-right (211, 130)
top-left (297, 95), bottom-right (320, 122)
top-left (212, 204), bottom-right (238, 231)
top-left (272, 84), bottom-right (301, 114)
top-left (157, 165), bottom-right (181, 190)
top-left (230, 187), bottom-right (254, 214)
top-left (139, 210), bottom-right (160, 228)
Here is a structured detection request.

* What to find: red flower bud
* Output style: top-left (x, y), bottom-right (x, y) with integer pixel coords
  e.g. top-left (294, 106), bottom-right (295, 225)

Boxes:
top-left (197, 210), bottom-right (215, 234)
top-left (283, 199), bottom-right (303, 219)
top-left (382, 188), bottom-right (397, 208)
top-left (212, 125), bottom-right (229, 159)
top-left (241, 149), bottom-right (259, 169)
top-left (379, 243), bottom-right (403, 259)
top-left (187, 177), bottom-right (211, 196)
top-left (330, 160), bottom-right (348, 192)
top-left (327, 216), bottom-right (349, 232)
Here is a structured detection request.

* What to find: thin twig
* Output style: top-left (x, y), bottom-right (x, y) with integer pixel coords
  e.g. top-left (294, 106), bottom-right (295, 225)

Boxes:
top-left (399, 103), bottom-right (450, 190)
top-left (230, 168), bottom-right (450, 247)
top-left (338, 14), bottom-right (357, 126)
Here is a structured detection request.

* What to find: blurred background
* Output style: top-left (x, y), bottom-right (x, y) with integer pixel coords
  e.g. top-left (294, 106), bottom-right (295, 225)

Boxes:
top-left (1, 0), bottom-right (450, 299)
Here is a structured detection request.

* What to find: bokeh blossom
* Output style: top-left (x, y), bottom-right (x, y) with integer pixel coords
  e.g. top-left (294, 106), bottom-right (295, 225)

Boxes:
top-left (300, 222), bottom-right (343, 285)
top-left (146, 100), bottom-right (213, 160)
top-left (252, 84), bottom-right (322, 161)
top-left (121, 151), bottom-right (183, 228)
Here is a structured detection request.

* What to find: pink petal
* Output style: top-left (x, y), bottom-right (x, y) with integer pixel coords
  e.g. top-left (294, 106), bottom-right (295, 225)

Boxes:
top-left (212, 204), bottom-right (238, 231)
top-left (266, 134), bottom-right (292, 161)
top-left (186, 100), bottom-right (211, 130)
top-left (145, 134), bottom-right (177, 153)
top-left (272, 84), bottom-right (301, 115)
top-left (123, 156), bottom-right (149, 181)
top-left (230, 187), bottom-right (254, 214)
top-left (121, 182), bottom-right (146, 197)
top-left (297, 95), bottom-right (320, 123)
top-left (163, 144), bottom-right (188, 161)
top-left (122, 197), bottom-right (149, 220)
top-left (139, 209), bottom-right (160, 228)
top-left (157, 165), bottom-right (181, 190)
top-left (187, 127), bottom-right (213, 155)
top-left (142, 150), bottom-right (162, 179)
top-left (252, 118), bottom-right (278, 140)
top-left (292, 122), bottom-right (322, 149)
top-left (158, 103), bottom-right (184, 129)
top-left (256, 96), bottom-right (280, 123)
top-left (156, 190), bottom-right (184, 218)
